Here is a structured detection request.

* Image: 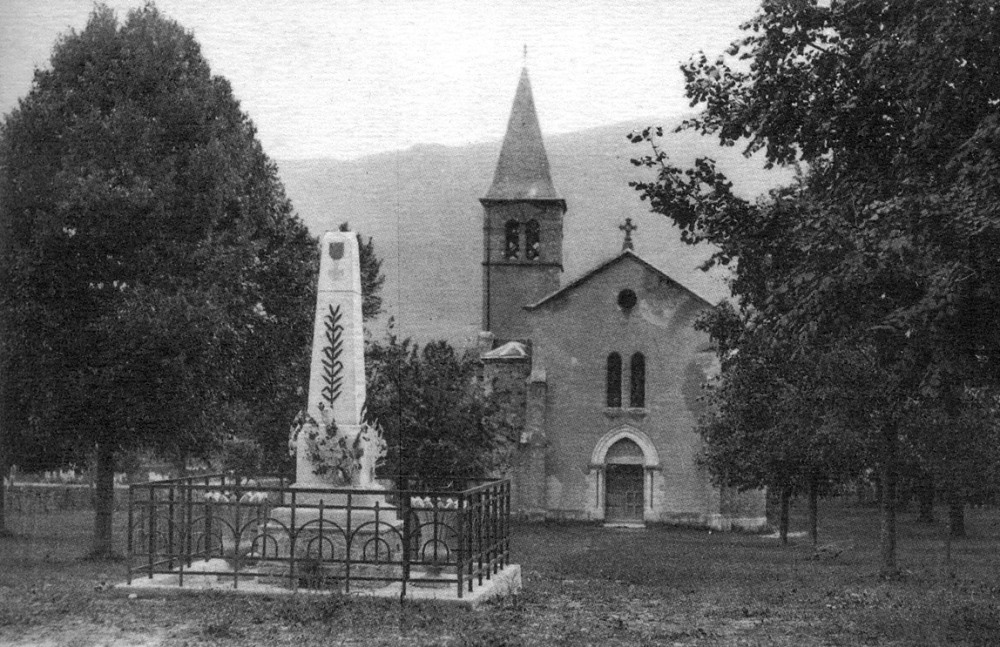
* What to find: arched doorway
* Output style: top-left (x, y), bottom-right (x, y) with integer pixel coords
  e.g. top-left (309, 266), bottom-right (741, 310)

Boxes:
top-left (604, 438), bottom-right (645, 523)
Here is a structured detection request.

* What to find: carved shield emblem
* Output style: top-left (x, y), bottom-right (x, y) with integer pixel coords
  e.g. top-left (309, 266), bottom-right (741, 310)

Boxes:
top-left (329, 242), bottom-right (345, 260)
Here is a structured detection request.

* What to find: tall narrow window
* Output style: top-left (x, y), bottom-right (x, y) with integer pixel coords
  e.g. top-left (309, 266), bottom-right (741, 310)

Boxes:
top-left (504, 220), bottom-right (520, 259)
top-left (606, 353), bottom-right (622, 408)
top-left (525, 219), bottom-right (540, 260)
top-left (630, 352), bottom-right (646, 408)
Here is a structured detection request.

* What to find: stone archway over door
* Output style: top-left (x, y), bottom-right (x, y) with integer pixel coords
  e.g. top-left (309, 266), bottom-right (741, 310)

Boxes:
top-left (604, 438), bottom-right (644, 523)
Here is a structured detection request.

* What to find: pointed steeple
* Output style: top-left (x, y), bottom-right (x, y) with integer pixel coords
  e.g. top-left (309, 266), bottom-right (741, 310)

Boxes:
top-left (483, 68), bottom-right (562, 202)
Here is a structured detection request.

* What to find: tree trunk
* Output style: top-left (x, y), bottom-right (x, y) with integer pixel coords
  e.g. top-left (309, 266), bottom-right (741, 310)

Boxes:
top-left (948, 497), bottom-right (966, 539)
top-left (0, 449), bottom-right (9, 537)
top-left (808, 474), bottom-right (819, 546)
top-left (916, 473), bottom-right (935, 523)
top-left (879, 424), bottom-right (899, 577)
top-left (0, 361), bottom-right (9, 537)
top-left (779, 487), bottom-right (791, 545)
top-left (90, 441), bottom-right (117, 558)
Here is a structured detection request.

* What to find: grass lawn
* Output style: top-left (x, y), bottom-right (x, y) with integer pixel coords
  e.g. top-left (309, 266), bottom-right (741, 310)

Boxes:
top-left (1, 499), bottom-right (999, 646)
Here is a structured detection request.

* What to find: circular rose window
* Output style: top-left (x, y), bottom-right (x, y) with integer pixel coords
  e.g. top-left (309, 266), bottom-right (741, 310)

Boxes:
top-left (617, 289), bottom-right (637, 310)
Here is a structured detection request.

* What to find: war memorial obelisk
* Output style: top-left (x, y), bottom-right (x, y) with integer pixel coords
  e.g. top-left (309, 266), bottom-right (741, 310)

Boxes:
top-left (278, 230), bottom-right (393, 523)
top-left (296, 230), bottom-right (369, 488)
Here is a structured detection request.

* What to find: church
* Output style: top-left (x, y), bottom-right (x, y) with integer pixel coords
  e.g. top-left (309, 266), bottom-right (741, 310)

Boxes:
top-left (477, 68), bottom-right (766, 530)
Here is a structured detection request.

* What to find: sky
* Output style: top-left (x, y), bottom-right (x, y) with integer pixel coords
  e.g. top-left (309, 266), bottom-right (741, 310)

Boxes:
top-left (0, 0), bottom-right (762, 161)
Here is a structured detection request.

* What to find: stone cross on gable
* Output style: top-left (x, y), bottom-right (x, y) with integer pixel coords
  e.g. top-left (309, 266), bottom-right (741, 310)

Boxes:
top-left (619, 218), bottom-right (637, 251)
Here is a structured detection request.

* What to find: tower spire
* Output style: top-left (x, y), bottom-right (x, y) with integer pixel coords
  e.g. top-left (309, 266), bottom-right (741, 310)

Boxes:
top-left (483, 67), bottom-right (562, 203)
top-left (479, 66), bottom-right (566, 342)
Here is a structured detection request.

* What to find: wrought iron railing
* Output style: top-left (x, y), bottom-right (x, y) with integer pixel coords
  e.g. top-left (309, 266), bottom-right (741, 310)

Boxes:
top-left (127, 474), bottom-right (511, 599)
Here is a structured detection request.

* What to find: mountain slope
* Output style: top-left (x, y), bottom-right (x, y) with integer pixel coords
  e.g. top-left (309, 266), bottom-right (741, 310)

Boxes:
top-left (277, 119), bottom-right (791, 345)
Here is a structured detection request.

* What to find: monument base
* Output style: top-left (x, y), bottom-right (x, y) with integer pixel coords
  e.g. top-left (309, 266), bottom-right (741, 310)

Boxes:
top-left (267, 488), bottom-right (400, 529)
top-left (119, 564), bottom-right (523, 608)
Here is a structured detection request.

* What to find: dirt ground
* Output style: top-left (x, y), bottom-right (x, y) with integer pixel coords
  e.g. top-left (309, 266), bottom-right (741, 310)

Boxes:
top-left (2, 500), bottom-right (1000, 646)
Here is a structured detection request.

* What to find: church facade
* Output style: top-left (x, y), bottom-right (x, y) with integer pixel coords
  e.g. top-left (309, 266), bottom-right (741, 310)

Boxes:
top-left (478, 69), bottom-right (766, 530)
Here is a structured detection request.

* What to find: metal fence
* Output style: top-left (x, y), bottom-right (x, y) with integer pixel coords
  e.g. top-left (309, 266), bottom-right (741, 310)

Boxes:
top-left (127, 474), bottom-right (511, 599)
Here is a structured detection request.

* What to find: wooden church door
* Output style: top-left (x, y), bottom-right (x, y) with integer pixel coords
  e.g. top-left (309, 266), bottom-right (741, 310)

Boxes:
top-left (604, 438), bottom-right (645, 523)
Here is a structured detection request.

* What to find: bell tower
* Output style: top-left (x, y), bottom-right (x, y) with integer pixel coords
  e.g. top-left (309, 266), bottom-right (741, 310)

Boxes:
top-left (480, 67), bottom-right (566, 344)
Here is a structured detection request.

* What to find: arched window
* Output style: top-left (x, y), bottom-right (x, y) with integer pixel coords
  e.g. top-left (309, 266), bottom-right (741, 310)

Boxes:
top-left (504, 220), bottom-right (521, 260)
top-left (606, 352), bottom-right (622, 408)
top-left (525, 219), bottom-right (540, 260)
top-left (630, 352), bottom-right (646, 408)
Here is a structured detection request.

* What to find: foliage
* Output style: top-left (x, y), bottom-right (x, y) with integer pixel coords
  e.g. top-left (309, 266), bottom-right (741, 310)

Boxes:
top-left (901, 387), bottom-right (1000, 507)
top-left (634, 0), bottom-right (1000, 381)
top-left (339, 221), bottom-right (385, 323)
top-left (699, 338), bottom-right (872, 495)
top-left (218, 435), bottom-right (268, 479)
top-left (287, 404), bottom-right (387, 485)
top-left (365, 333), bottom-right (518, 487)
top-left (631, 0), bottom-right (1000, 568)
top-left (0, 5), bottom-right (316, 551)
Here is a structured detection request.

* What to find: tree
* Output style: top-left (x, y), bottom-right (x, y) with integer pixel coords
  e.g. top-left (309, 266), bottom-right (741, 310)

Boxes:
top-left (631, 0), bottom-right (1000, 574)
top-left (696, 301), bottom-right (872, 545)
top-left (0, 5), bottom-right (316, 554)
top-left (339, 222), bottom-right (385, 323)
top-left (364, 334), bottom-right (518, 488)
top-left (901, 388), bottom-right (1000, 540)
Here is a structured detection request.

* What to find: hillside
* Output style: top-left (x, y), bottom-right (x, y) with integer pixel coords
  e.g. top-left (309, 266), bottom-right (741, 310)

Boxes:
top-left (276, 120), bottom-right (791, 345)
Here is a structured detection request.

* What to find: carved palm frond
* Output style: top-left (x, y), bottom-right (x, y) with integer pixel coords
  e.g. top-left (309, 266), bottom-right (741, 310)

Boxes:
top-left (320, 303), bottom-right (345, 405)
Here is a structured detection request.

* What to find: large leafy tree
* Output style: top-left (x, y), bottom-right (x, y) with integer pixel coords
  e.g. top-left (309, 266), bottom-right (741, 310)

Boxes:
top-left (684, 184), bottom-right (873, 544)
top-left (0, 5), bottom-right (316, 552)
top-left (697, 303), bottom-right (872, 544)
top-left (365, 335), bottom-right (518, 489)
top-left (632, 0), bottom-right (1000, 574)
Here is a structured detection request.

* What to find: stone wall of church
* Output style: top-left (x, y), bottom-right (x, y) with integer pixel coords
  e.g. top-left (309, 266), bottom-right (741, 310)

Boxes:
top-left (481, 354), bottom-right (548, 518)
top-left (525, 256), bottom-right (761, 527)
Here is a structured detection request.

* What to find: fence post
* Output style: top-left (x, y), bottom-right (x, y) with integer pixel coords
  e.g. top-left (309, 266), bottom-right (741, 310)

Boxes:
top-left (203, 475), bottom-right (213, 560)
top-left (184, 484), bottom-right (193, 567)
top-left (233, 494), bottom-right (241, 589)
top-left (126, 485), bottom-right (134, 584)
top-left (167, 485), bottom-right (176, 570)
top-left (488, 486), bottom-right (496, 578)
top-left (476, 491), bottom-right (484, 587)
top-left (400, 492), bottom-right (410, 602)
top-left (503, 480), bottom-right (511, 568)
top-left (345, 491), bottom-right (353, 594)
top-left (289, 489), bottom-right (297, 592)
top-left (456, 493), bottom-right (465, 599)
top-left (147, 487), bottom-right (156, 579)
top-left (317, 497), bottom-right (325, 590)
top-left (489, 488), bottom-right (494, 575)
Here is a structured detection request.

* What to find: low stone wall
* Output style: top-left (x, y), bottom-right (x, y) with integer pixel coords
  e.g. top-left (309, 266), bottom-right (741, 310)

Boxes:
top-left (3, 483), bottom-right (129, 514)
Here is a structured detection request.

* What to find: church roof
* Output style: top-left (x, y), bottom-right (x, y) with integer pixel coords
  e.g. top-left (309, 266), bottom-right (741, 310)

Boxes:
top-left (482, 68), bottom-right (563, 203)
top-left (482, 340), bottom-right (530, 361)
top-left (523, 250), bottom-right (717, 311)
